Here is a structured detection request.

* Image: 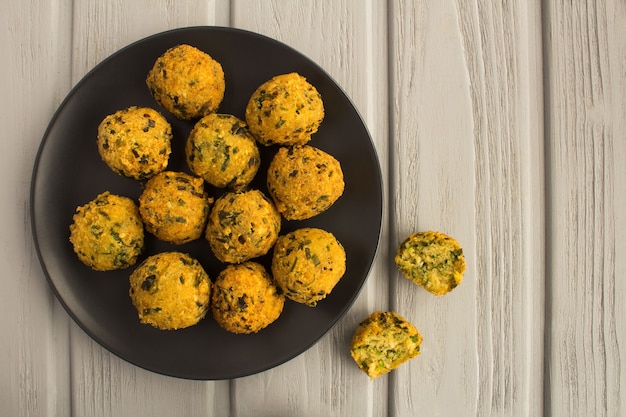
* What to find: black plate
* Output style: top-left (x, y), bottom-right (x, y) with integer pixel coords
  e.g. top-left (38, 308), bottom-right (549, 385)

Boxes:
top-left (31, 27), bottom-right (382, 380)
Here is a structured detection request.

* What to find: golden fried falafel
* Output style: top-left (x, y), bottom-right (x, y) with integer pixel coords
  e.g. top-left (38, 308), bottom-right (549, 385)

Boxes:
top-left (186, 113), bottom-right (260, 191)
top-left (138, 171), bottom-right (211, 244)
top-left (69, 192), bottom-right (144, 271)
top-left (267, 145), bottom-right (344, 220)
top-left (97, 106), bottom-right (172, 180)
top-left (146, 44), bottom-right (225, 120)
top-left (205, 189), bottom-right (281, 264)
top-left (129, 251), bottom-right (211, 330)
top-left (271, 227), bottom-right (346, 306)
top-left (245, 72), bottom-right (324, 146)
top-left (394, 230), bottom-right (466, 296)
top-left (211, 261), bottom-right (285, 334)
top-left (350, 311), bottom-right (422, 379)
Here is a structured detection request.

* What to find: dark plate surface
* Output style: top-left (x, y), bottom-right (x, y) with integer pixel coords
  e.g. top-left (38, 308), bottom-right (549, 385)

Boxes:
top-left (31, 26), bottom-right (382, 380)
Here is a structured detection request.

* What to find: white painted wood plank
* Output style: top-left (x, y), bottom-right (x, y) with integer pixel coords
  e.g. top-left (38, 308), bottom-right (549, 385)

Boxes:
top-left (70, 0), bottom-right (230, 81)
top-left (544, 1), bottom-right (626, 415)
top-left (67, 2), bottom-right (231, 416)
top-left (0, 0), bottom-right (73, 415)
top-left (230, 1), bottom-right (389, 416)
top-left (70, 335), bottom-right (230, 416)
top-left (389, 1), bottom-right (544, 415)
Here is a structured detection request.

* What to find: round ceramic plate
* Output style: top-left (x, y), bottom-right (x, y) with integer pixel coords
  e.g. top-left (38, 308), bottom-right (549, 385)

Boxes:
top-left (31, 27), bottom-right (382, 380)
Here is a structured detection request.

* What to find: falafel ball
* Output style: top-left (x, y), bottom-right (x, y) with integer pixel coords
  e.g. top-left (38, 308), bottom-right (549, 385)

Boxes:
top-left (129, 251), bottom-right (211, 330)
top-left (146, 44), bottom-right (225, 120)
top-left (186, 113), bottom-right (260, 191)
top-left (138, 171), bottom-right (211, 245)
top-left (211, 261), bottom-right (285, 334)
top-left (205, 189), bottom-right (281, 264)
top-left (267, 145), bottom-right (344, 220)
top-left (271, 227), bottom-right (346, 306)
top-left (245, 72), bottom-right (324, 146)
top-left (350, 311), bottom-right (423, 379)
top-left (97, 106), bottom-right (172, 180)
top-left (69, 192), bottom-right (144, 271)
top-left (394, 230), bottom-right (466, 296)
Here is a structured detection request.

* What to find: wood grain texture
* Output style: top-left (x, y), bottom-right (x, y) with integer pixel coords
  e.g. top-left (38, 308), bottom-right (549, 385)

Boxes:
top-left (389, 1), bottom-right (544, 415)
top-left (67, 2), bottom-right (231, 416)
top-left (1, 0), bottom-right (73, 415)
top-left (70, 0), bottom-right (230, 81)
top-left (544, 0), bottom-right (626, 415)
top-left (230, 1), bottom-right (390, 416)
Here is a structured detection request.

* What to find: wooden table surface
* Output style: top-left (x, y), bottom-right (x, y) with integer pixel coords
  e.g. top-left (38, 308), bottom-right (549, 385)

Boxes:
top-left (2, 1), bottom-right (625, 416)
